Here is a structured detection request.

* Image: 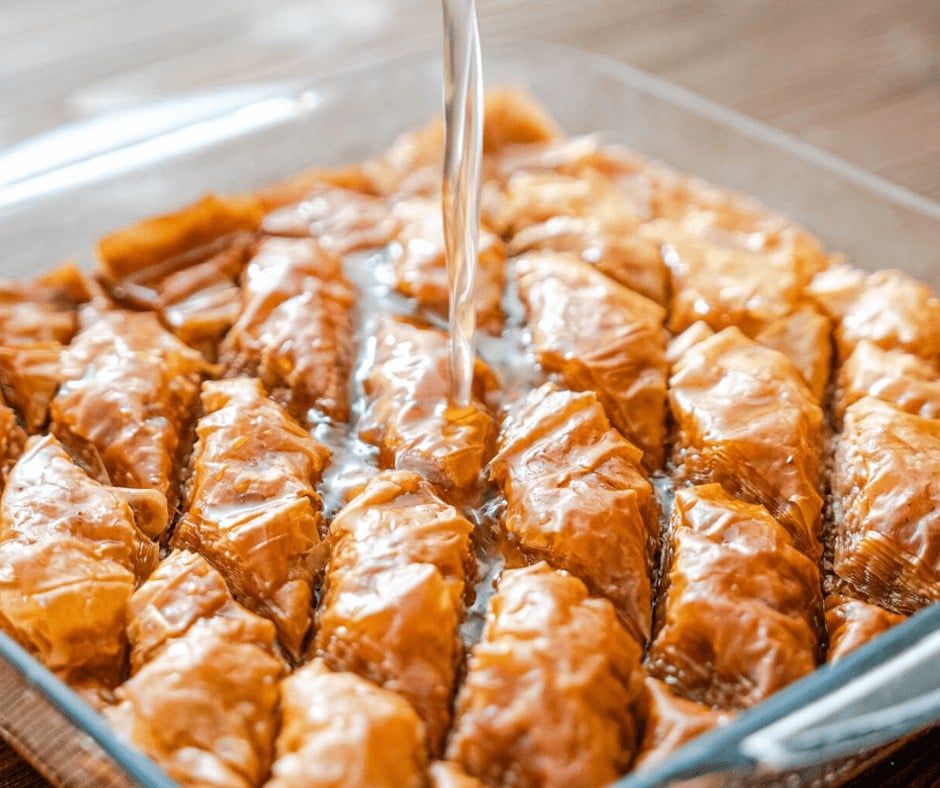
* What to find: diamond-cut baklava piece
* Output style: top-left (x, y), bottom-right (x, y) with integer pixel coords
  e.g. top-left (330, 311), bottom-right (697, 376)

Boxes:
top-left (222, 237), bottom-right (355, 423)
top-left (825, 594), bottom-right (906, 663)
top-left (0, 435), bottom-right (157, 688)
top-left (0, 262), bottom-right (92, 346)
top-left (107, 550), bottom-right (283, 788)
top-left (832, 397), bottom-right (940, 613)
top-left (315, 471), bottom-right (473, 753)
top-left (447, 563), bottom-right (644, 787)
top-left (262, 185), bottom-right (400, 255)
top-left (514, 250), bottom-right (667, 468)
top-left (647, 484), bottom-right (821, 709)
top-left (50, 308), bottom-right (211, 529)
top-left (808, 265), bottom-right (940, 364)
top-left (0, 342), bottom-right (63, 432)
top-left (266, 660), bottom-right (428, 788)
top-left (633, 678), bottom-right (732, 771)
top-left (670, 327), bottom-right (824, 558)
top-left (390, 198), bottom-right (506, 333)
top-left (172, 378), bottom-right (331, 661)
top-left (359, 317), bottom-right (497, 496)
top-left (489, 383), bottom-right (656, 643)
top-left (835, 340), bottom-right (940, 423)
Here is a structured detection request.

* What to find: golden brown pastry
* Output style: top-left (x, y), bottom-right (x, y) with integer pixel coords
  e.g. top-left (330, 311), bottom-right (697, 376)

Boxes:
top-left (669, 326), bottom-right (825, 558)
top-left (172, 378), bottom-right (331, 661)
top-left (835, 340), bottom-right (940, 423)
top-left (508, 216), bottom-right (668, 306)
top-left (315, 471), bottom-right (474, 753)
top-left (221, 237), bottom-right (355, 423)
top-left (647, 484), bottom-right (822, 709)
top-left (390, 197), bottom-right (506, 333)
top-left (50, 308), bottom-right (211, 529)
top-left (808, 265), bottom-right (940, 364)
top-left (447, 563), bottom-right (644, 788)
top-left (262, 184), bottom-right (400, 255)
top-left (514, 250), bottom-right (667, 468)
top-left (0, 396), bottom-right (26, 486)
top-left (0, 434), bottom-right (157, 687)
top-left (0, 342), bottom-right (62, 432)
top-left (647, 218), bottom-right (824, 337)
top-left (754, 305), bottom-right (832, 403)
top-left (265, 660), bottom-right (428, 788)
top-left (489, 383), bottom-right (656, 643)
top-left (107, 550), bottom-right (282, 788)
top-left (0, 262), bottom-right (92, 345)
top-left (825, 594), bottom-right (906, 663)
top-left (359, 317), bottom-right (497, 497)
top-left (633, 678), bottom-right (733, 771)
top-left (831, 397), bottom-right (940, 613)
top-left (96, 193), bottom-right (264, 284)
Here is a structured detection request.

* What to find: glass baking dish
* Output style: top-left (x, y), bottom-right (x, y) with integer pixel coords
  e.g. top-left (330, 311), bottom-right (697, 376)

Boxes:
top-left (0, 39), bottom-right (938, 788)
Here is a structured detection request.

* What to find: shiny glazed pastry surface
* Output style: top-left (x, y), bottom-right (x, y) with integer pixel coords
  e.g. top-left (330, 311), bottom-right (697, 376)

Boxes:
top-left (0, 89), bottom-right (937, 788)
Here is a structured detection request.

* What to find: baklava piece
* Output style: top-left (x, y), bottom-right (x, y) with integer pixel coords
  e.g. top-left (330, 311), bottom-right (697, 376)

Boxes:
top-left (647, 484), bottom-right (821, 709)
top-left (0, 262), bottom-right (92, 346)
top-left (669, 327), bottom-right (825, 558)
top-left (315, 471), bottom-right (474, 753)
top-left (648, 219), bottom-right (825, 337)
top-left (359, 317), bottom-right (497, 496)
top-left (825, 594), bottom-right (906, 663)
top-left (390, 198), bottom-right (506, 333)
top-left (221, 237), bottom-right (355, 423)
top-left (50, 308), bottom-right (211, 530)
top-left (808, 265), bottom-right (940, 364)
top-left (754, 305), bottom-right (832, 403)
top-left (0, 435), bottom-right (157, 688)
top-left (0, 342), bottom-right (62, 432)
top-left (447, 563), bottom-right (644, 788)
top-left (489, 383), bottom-right (656, 643)
top-left (514, 250), bottom-right (667, 468)
top-left (265, 660), bottom-right (428, 788)
top-left (831, 397), bottom-right (940, 613)
top-left (835, 340), bottom-right (940, 423)
top-left (262, 184), bottom-right (400, 256)
top-left (107, 550), bottom-right (282, 788)
top-left (633, 678), bottom-right (732, 771)
top-left (173, 378), bottom-right (331, 661)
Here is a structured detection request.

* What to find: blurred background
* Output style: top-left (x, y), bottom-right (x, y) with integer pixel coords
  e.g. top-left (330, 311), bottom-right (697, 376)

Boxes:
top-left (3, 0), bottom-right (939, 199)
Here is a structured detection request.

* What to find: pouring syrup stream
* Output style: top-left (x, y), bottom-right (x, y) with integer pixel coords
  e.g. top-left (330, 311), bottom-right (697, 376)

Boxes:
top-left (441, 0), bottom-right (483, 411)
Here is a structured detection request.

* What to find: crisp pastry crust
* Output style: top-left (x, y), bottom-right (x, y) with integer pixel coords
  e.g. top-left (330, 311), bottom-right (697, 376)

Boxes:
top-left (0, 262), bottom-right (92, 346)
top-left (669, 326), bottom-right (825, 559)
top-left (825, 594), bottom-right (906, 663)
top-left (172, 378), bottom-right (331, 661)
top-left (315, 471), bottom-right (474, 753)
top-left (808, 265), bottom-right (940, 364)
top-left (359, 317), bottom-right (497, 496)
top-left (490, 383), bottom-right (656, 643)
top-left (647, 484), bottom-right (822, 709)
top-left (265, 660), bottom-right (428, 788)
top-left (390, 197), bottom-right (506, 334)
top-left (50, 308), bottom-right (210, 530)
top-left (0, 342), bottom-right (63, 432)
top-left (222, 237), bottom-right (356, 423)
top-left (754, 305), bottom-right (832, 403)
top-left (447, 563), bottom-right (644, 788)
top-left (514, 250), bottom-right (667, 468)
top-left (835, 340), bottom-right (940, 423)
top-left (0, 434), bottom-right (157, 687)
top-left (262, 184), bottom-right (400, 255)
top-left (633, 678), bottom-right (732, 770)
top-left (832, 397), bottom-right (940, 614)
top-left (107, 550), bottom-right (283, 788)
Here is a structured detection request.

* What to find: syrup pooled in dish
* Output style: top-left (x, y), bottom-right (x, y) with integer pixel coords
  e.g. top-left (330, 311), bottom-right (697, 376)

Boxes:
top-left (0, 88), bottom-right (937, 788)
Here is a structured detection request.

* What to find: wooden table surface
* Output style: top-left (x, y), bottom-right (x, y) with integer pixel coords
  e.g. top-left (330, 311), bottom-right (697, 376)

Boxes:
top-left (1, 0), bottom-right (939, 785)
